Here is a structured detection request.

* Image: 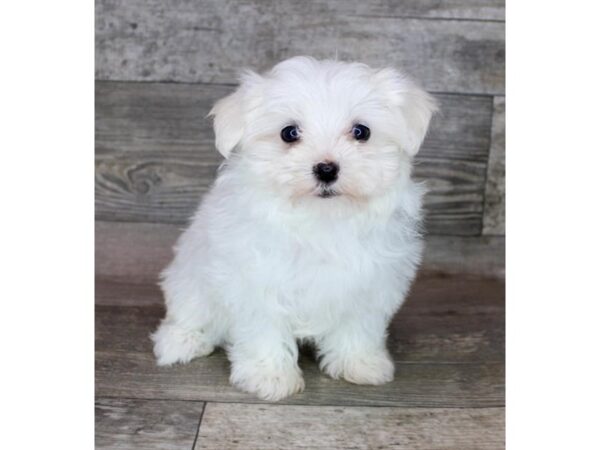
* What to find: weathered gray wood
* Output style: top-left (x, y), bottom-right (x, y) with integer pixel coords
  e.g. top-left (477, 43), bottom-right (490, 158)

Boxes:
top-left (96, 270), bottom-right (505, 310)
top-left (96, 342), bottom-right (503, 408)
top-left (96, 279), bottom-right (164, 307)
top-left (95, 398), bottom-right (203, 449)
top-left (276, 15), bottom-right (504, 96)
top-left (424, 234), bottom-right (505, 277)
top-left (95, 221), bottom-right (505, 283)
top-left (189, 0), bottom-right (506, 22)
top-left (196, 403), bottom-right (505, 450)
top-left (95, 0), bottom-right (505, 94)
top-left (96, 81), bottom-right (492, 235)
top-left (95, 221), bottom-right (178, 284)
top-left (483, 96), bottom-right (505, 235)
top-left (95, 275), bottom-right (504, 407)
top-left (95, 276), bottom-right (504, 362)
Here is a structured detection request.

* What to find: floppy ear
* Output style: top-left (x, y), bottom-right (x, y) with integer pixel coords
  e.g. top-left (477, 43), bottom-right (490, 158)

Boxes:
top-left (208, 89), bottom-right (244, 158)
top-left (208, 71), bottom-right (263, 158)
top-left (375, 68), bottom-right (438, 157)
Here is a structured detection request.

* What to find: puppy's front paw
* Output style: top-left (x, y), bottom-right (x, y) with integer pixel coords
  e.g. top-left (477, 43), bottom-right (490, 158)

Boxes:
top-left (230, 364), bottom-right (305, 401)
top-left (320, 350), bottom-right (395, 385)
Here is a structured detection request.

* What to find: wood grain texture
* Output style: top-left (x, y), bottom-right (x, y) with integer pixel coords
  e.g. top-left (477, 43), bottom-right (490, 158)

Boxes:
top-left (96, 278), bottom-right (164, 307)
top-left (97, 348), bottom-right (503, 407)
top-left (95, 276), bottom-right (505, 362)
top-left (94, 158), bottom-right (505, 277)
top-left (95, 275), bottom-right (504, 407)
top-left (424, 234), bottom-right (505, 277)
top-left (95, 221), bottom-right (178, 284)
top-left (96, 81), bottom-right (493, 235)
top-left (95, 398), bottom-right (203, 449)
top-left (95, 221), bottom-right (505, 283)
top-left (483, 96), bottom-right (505, 235)
top-left (196, 403), bottom-right (504, 450)
top-left (95, 0), bottom-right (505, 94)
top-left (96, 270), bottom-right (504, 310)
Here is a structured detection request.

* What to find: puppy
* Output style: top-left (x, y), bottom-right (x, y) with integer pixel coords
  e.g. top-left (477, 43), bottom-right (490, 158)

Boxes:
top-left (152, 56), bottom-right (437, 401)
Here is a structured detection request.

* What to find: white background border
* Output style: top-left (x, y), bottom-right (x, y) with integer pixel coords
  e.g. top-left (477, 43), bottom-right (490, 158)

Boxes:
top-left (507, 1), bottom-right (600, 449)
top-left (1, 1), bottom-right (94, 448)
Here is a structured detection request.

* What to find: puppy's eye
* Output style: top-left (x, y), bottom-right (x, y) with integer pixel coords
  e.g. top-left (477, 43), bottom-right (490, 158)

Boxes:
top-left (281, 125), bottom-right (301, 143)
top-left (351, 124), bottom-right (370, 142)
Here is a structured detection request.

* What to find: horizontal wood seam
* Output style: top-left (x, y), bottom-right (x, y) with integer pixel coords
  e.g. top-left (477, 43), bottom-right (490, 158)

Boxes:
top-left (96, 395), bottom-right (505, 410)
top-left (345, 14), bottom-right (505, 24)
top-left (93, 217), bottom-right (491, 238)
top-left (94, 78), bottom-right (501, 98)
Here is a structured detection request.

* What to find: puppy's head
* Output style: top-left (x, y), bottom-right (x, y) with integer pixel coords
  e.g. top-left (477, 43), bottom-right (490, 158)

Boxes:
top-left (209, 56), bottom-right (437, 203)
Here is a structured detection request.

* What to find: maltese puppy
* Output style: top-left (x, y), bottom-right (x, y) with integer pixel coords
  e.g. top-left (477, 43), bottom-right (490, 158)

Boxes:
top-left (152, 56), bottom-right (437, 401)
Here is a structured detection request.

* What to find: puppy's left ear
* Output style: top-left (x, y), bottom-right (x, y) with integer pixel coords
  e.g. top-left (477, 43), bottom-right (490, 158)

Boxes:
top-left (375, 68), bottom-right (438, 157)
top-left (208, 70), bottom-right (263, 158)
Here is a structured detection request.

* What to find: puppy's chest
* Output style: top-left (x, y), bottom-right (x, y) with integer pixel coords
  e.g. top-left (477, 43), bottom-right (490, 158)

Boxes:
top-left (272, 227), bottom-right (394, 295)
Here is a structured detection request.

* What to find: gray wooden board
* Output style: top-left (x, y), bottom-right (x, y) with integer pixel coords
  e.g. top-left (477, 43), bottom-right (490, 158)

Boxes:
top-left (95, 276), bottom-right (505, 362)
top-left (96, 81), bottom-right (493, 236)
top-left (96, 270), bottom-right (505, 310)
top-left (95, 221), bottom-right (180, 284)
top-left (95, 0), bottom-right (505, 94)
top-left (96, 336), bottom-right (504, 408)
top-left (483, 96), bottom-right (505, 235)
top-left (95, 276), bottom-right (504, 407)
top-left (96, 279), bottom-right (163, 307)
top-left (196, 403), bottom-right (505, 450)
top-left (424, 234), bottom-right (505, 277)
top-left (95, 398), bottom-right (203, 449)
top-left (95, 220), bottom-right (505, 283)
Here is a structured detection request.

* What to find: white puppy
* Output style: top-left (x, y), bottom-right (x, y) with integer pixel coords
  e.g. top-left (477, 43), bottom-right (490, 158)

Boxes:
top-left (152, 56), bottom-right (437, 401)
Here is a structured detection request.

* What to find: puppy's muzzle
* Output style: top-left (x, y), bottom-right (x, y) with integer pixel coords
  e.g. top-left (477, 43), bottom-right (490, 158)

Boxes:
top-left (313, 161), bottom-right (339, 184)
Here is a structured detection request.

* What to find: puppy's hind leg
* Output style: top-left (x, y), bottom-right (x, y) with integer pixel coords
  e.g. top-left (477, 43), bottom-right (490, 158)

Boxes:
top-left (151, 276), bottom-right (224, 366)
top-left (151, 317), bottom-right (216, 366)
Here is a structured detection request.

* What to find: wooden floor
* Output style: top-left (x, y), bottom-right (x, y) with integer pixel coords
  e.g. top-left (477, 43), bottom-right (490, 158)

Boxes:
top-left (95, 274), bottom-right (505, 449)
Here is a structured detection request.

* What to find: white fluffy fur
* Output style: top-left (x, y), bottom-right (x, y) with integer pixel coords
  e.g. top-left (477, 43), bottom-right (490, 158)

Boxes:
top-left (151, 56), bottom-right (437, 401)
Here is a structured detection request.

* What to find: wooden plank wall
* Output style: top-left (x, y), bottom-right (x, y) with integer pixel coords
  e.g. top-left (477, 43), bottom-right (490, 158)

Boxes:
top-left (95, 0), bottom-right (505, 279)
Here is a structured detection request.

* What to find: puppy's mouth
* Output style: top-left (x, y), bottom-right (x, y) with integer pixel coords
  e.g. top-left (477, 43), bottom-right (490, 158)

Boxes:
top-left (316, 186), bottom-right (339, 198)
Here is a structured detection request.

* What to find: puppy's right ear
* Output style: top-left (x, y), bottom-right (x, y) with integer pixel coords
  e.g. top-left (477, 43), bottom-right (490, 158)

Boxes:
top-left (208, 70), bottom-right (263, 158)
top-left (373, 68), bottom-right (438, 157)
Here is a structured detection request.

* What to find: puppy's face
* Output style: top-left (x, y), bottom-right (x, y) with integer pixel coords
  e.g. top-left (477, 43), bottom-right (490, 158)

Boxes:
top-left (210, 57), bottom-right (436, 203)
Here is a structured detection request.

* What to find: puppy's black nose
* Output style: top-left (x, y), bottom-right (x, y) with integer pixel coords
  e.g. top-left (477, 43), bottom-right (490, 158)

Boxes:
top-left (313, 162), bottom-right (339, 184)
